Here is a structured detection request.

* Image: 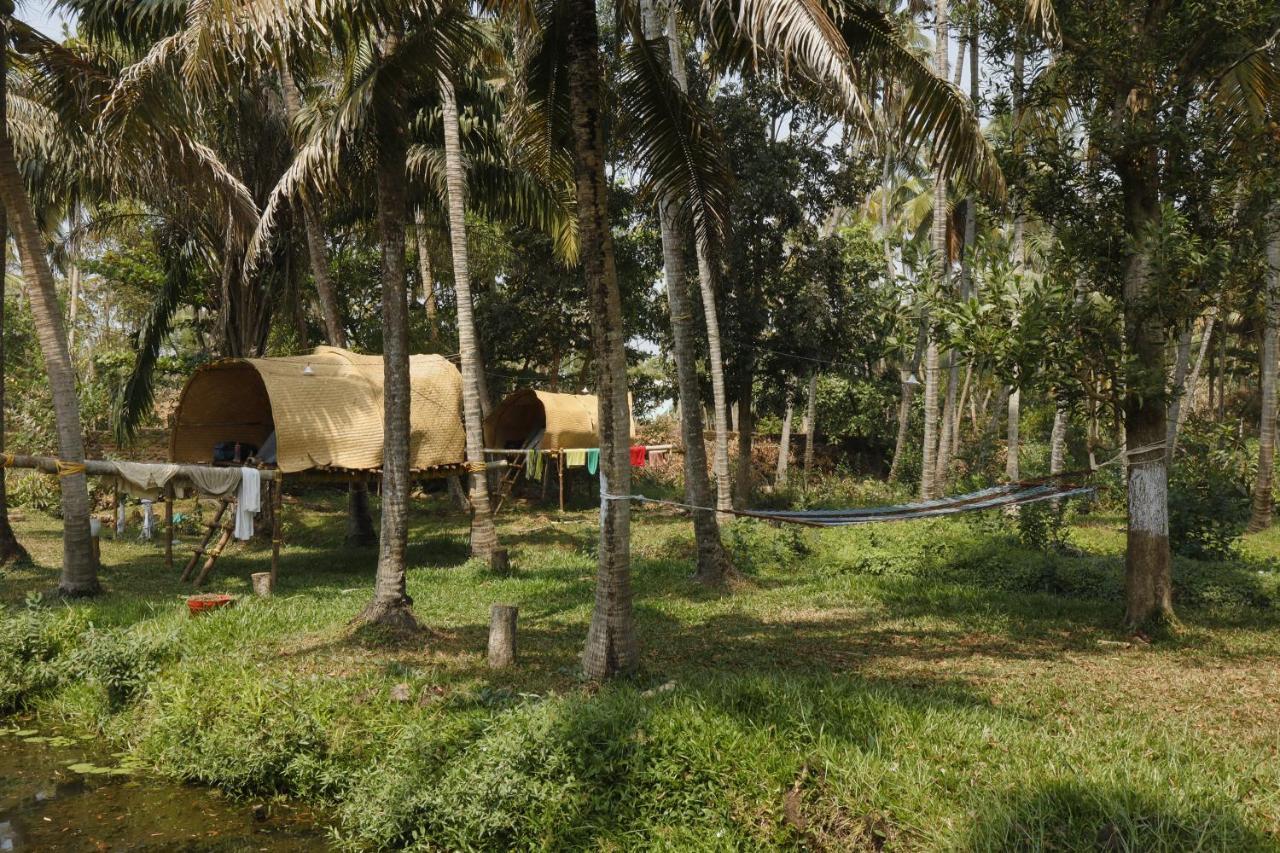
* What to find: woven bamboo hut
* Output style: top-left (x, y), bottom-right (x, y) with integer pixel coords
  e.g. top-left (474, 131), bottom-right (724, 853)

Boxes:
top-left (170, 346), bottom-right (466, 474)
top-left (483, 389), bottom-right (633, 451)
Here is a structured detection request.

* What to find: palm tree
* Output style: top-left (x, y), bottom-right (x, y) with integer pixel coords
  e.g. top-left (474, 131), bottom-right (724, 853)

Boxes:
top-left (439, 71), bottom-right (499, 559)
top-left (921, 0), bottom-right (949, 500)
top-left (1249, 203), bottom-right (1280, 532)
top-left (0, 6), bottom-right (94, 593)
top-left (0, 198), bottom-right (26, 565)
top-left (636, 0), bottom-right (733, 582)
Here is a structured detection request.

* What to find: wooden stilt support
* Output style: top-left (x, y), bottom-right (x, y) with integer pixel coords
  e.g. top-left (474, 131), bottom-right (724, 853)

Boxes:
top-left (193, 523), bottom-right (234, 587)
top-left (163, 486), bottom-right (174, 570)
top-left (269, 472), bottom-right (283, 589)
top-left (181, 499), bottom-right (230, 581)
top-left (557, 451), bottom-right (565, 512)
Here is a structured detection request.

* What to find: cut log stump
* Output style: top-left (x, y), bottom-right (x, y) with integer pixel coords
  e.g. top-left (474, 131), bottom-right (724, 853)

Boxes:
top-left (488, 604), bottom-right (518, 669)
top-left (251, 572), bottom-right (273, 598)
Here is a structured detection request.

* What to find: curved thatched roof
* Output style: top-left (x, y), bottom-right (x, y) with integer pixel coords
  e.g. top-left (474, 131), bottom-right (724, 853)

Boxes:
top-left (484, 389), bottom-right (633, 451)
top-left (169, 346), bottom-right (465, 473)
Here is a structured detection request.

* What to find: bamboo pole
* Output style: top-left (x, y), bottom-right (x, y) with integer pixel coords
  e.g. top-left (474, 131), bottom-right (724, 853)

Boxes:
top-left (181, 499), bottom-right (229, 581)
top-left (163, 486), bottom-right (174, 570)
top-left (193, 523), bottom-right (234, 587)
top-left (557, 451), bottom-right (565, 512)
top-left (270, 472), bottom-right (283, 587)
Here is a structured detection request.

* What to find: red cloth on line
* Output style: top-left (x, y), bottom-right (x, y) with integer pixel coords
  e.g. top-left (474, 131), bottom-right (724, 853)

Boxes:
top-left (630, 445), bottom-right (647, 467)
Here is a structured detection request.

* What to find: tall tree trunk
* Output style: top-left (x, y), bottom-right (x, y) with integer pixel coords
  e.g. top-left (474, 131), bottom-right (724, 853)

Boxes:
top-left (1170, 307), bottom-right (1216, 456)
top-left (936, 354), bottom-right (958, 487)
top-left (281, 62), bottom-right (375, 545)
top-left (1119, 156), bottom-right (1174, 632)
top-left (734, 388), bottom-right (753, 508)
top-left (355, 91), bottom-right (416, 630)
top-left (66, 203), bottom-right (80, 356)
top-left (0, 27), bottom-right (94, 593)
top-left (888, 370), bottom-right (915, 482)
top-left (641, 0), bottom-right (732, 583)
top-left (1164, 323), bottom-right (1193, 462)
top-left (803, 370), bottom-right (818, 479)
top-left (0, 200), bottom-right (28, 564)
top-left (440, 73), bottom-right (499, 560)
top-left (1049, 400), bottom-right (1068, 475)
top-left (568, 0), bottom-right (638, 679)
top-left (414, 216), bottom-right (439, 344)
top-left (1005, 386), bottom-right (1021, 480)
top-left (922, 0), bottom-right (948, 499)
top-left (1249, 204), bottom-right (1280, 532)
top-left (777, 389), bottom-right (793, 488)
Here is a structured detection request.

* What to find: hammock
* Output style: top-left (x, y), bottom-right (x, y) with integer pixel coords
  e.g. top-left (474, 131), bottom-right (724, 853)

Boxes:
top-left (617, 481), bottom-right (1096, 527)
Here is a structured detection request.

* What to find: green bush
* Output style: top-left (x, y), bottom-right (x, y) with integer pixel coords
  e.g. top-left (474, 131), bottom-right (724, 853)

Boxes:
top-left (1017, 499), bottom-right (1073, 553)
top-left (724, 519), bottom-right (810, 574)
top-left (72, 627), bottom-right (171, 711)
top-left (1169, 421), bottom-right (1252, 560)
top-left (0, 594), bottom-right (76, 712)
top-left (7, 471), bottom-right (60, 515)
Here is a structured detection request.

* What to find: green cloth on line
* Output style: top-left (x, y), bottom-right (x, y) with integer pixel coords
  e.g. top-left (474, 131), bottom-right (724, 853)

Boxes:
top-left (585, 449), bottom-right (599, 475)
top-left (564, 449), bottom-right (587, 468)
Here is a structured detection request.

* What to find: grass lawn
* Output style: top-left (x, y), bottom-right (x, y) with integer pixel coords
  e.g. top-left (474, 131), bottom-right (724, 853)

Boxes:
top-left (2, 479), bottom-right (1280, 850)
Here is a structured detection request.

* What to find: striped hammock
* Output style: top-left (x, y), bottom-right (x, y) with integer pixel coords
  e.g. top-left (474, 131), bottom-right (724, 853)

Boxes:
top-left (629, 481), bottom-right (1095, 527)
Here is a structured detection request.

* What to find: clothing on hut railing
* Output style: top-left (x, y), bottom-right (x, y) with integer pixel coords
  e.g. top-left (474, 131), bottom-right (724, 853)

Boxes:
top-left (564, 449), bottom-right (587, 468)
top-left (629, 446), bottom-right (647, 467)
top-left (234, 466), bottom-right (262, 540)
top-left (186, 466), bottom-right (241, 499)
top-left (525, 449), bottom-right (546, 481)
top-left (647, 448), bottom-right (668, 464)
top-left (114, 461), bottom-right (180, 500)
top-left (115, 503), bottom-right (126, 535)
top-left (586, 449), bottom-right (599, 475)
top-left (140, 499), bottom-right (155, 541)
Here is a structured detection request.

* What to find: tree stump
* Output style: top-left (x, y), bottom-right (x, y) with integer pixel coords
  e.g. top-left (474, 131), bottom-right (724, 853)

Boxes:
top-left (251, 572), bottom-right (273, 598)
top-left (487, 604), bottom-right (518, 669)
top-left (489, 547), bottom-right (510, 575)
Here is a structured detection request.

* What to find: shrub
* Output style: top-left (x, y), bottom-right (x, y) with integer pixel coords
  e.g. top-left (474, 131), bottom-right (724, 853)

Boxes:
top-left (0, 594), bottom-right (75, 712)
top-left (723, 519), bottom-right (810, 575)
top-left (72, 627), bottom-right (171, 711)
top-left (1168, 421), bottom-right (1251, 560)
top-left (1017, 499), bottom-right (1073, 553)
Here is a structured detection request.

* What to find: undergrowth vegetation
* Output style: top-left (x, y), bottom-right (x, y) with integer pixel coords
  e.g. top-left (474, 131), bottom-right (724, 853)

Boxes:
top-left (2, 482), bottom-right (1280, 850)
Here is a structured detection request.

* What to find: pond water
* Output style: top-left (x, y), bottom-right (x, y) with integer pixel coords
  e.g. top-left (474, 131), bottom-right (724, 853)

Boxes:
top-left (0, 728), bottom-right (330, 851)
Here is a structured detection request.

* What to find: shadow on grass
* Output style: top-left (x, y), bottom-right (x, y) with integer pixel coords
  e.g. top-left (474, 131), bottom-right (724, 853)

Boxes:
top-left (964, 780), bottom-right (1275, 852)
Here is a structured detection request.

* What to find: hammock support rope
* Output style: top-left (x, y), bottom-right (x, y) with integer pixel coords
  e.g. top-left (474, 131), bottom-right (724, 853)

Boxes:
top-left (602, 442), bottom-right (1165, 528)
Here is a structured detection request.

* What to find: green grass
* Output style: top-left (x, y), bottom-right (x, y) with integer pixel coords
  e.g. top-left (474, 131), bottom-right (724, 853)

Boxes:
top-left (2, 480), bottom-right (1280, 850)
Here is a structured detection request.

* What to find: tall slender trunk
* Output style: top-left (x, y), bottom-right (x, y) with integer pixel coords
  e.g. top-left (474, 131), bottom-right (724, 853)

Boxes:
top-left (1249, 204), bottom-right (1280, 532)
top-left (66, 203), bottom-right (80, 356)
top-left (1049, 400), bottom-right (1068, 475)
top-left (803, 370), bottom-right (818, 479)
top-left (777, 390), bottom-right (793, 487)
top-left (356, 89), bottom-right (416, 630)
top-left (922, 0), bottom-right (948, 499)
top-left (414, 216), bottom-right (439, 344)
top-left (936, 353), bottom-right (958, 486)
top-left (639, 0), bottom-right (731, 582)
top-left (1005, 386), bottom-right (1021, 480)
top-left (440, 73), bottom-right (499, 559)
top-left (888, 372), bottom-right (914, 482)
top-left (0, 26), bottom-right (93, 593)
top-left (0, 200), bottom-right (27, 564)
top-left (1169, 308), bottom-right (1216, 456)
top-left (1119, 155), bottom-right (1174, 631)
top-left (568, 0), bottom-right (637, 679)
top-left (734, 388), bottom-right (753, 507)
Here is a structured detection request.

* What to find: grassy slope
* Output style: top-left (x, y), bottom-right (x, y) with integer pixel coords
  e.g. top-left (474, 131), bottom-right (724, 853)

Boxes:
top-left (2, 484), bottom-right (1280, 851)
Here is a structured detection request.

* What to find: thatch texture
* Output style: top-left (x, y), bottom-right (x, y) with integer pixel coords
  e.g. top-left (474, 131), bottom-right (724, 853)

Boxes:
top-left (170, 346), bottom-right (465, 473)
top-left (484, 389), bottom-right (633, 450)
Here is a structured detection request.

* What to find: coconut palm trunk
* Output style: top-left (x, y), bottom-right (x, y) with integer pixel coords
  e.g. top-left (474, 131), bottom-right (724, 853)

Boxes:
top-left (0, 201), bottom-right (27, 564)
top-left (356, 96), bottom-right (416, 630)
top-left (280, 62), bottom-right (376, 546)
top-left (439, 72), bottom-right (499, 560)
top-left (568, 0), bottom-right (638, 678)
top-left (921, 0), bottom-right (948, 500)
top-left (414, 217), bottom-right (440, 343)
top-left (0, 20), bottom-right (94, 593)
top-left (638, 0), bottom-right (732, 584)
top-left (1249, 203), bottom-right (1280, 532)
top-left (1049, 400), bottom-right (1068, 475)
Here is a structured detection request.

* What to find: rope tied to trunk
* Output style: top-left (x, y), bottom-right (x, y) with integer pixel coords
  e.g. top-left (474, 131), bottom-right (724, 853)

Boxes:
top-left (0, 453), bottom-right (12, 467)
top-left (55, 460), bottom-right (86, 478)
